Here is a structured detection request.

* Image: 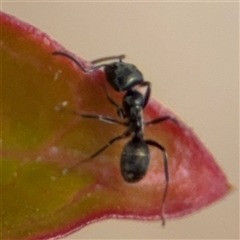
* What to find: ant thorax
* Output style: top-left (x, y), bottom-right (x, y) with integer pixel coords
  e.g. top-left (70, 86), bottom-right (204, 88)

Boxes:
top-left (127, 105), bottom-right (144, 139)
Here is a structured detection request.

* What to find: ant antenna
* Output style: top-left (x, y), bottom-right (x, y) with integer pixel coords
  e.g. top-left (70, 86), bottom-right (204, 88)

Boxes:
top-left (53, 51), bottom-right (125, 73)
top-left (91, 54), bottom-right (125, 64)
top-left (52, 51), bottom-right (87, 73)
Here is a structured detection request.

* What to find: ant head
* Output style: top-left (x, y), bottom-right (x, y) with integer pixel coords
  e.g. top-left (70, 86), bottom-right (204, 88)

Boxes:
top-left (104, 62), bottom-right (144, 92)
top-left (52, 51), bottom-right (144, 92)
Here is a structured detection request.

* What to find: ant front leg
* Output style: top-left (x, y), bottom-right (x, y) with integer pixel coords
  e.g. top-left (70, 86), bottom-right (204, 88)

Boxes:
top-left (145, 139), bottom-right (169, 226)
top-left (135, 81), bottom-right (151, 108)
top-left (105, 90), bottom-right (126, 119)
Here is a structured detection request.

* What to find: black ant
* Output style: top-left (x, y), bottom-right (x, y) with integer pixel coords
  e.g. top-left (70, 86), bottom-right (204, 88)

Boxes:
top-left (53, 51), bottom-right (178, 225)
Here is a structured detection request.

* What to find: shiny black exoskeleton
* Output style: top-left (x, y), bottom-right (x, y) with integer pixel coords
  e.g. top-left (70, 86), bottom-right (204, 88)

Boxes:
top-left (53, 51), bottom-right (178, 225)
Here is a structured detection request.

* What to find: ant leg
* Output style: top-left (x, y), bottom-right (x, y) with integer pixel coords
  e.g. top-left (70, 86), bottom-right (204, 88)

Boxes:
top-left (55, 103), bottom-right (126, 126)
top-left (88, 130), bottom-right (131, 159)
top-left (145, 115), bottom-right (178, 126)
top-left (133, 81), bottom-right (151, 108)
top-left (69, 130), bottom-right (131, 169)
top-left (81, 113), bottom-right (126, 125)
top-left (105, 91), bottom-right (126, 118)
top-left (139, 81), bottom-right (151, 108)
top-left (98, 83), bottom-right (125, 118)
top-left (145, 139), bottom-right (169, 226)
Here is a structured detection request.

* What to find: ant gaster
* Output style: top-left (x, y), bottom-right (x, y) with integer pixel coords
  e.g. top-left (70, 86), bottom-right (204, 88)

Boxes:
top-left (53, 51), bottom-right (178, 225)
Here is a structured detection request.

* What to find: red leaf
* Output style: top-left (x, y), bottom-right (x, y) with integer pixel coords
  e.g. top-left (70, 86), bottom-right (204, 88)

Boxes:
top-left (1, 11), bottom-right (230, 240)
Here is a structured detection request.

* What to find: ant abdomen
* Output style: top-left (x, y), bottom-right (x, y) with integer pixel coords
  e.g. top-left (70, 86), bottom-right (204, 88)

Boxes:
top-left (120, 138), bottom-right (150, 183)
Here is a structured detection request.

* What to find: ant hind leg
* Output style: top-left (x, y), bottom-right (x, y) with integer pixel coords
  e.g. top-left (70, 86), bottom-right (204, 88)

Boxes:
top-left (145, 139), bottom-right (169, 226)
top-left (68, 130), bottom-right (131, 170)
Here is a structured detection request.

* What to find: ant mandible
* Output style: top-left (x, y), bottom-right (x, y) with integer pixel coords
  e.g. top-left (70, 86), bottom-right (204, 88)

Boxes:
top-left (53, 51), bottom-right (178, 225)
